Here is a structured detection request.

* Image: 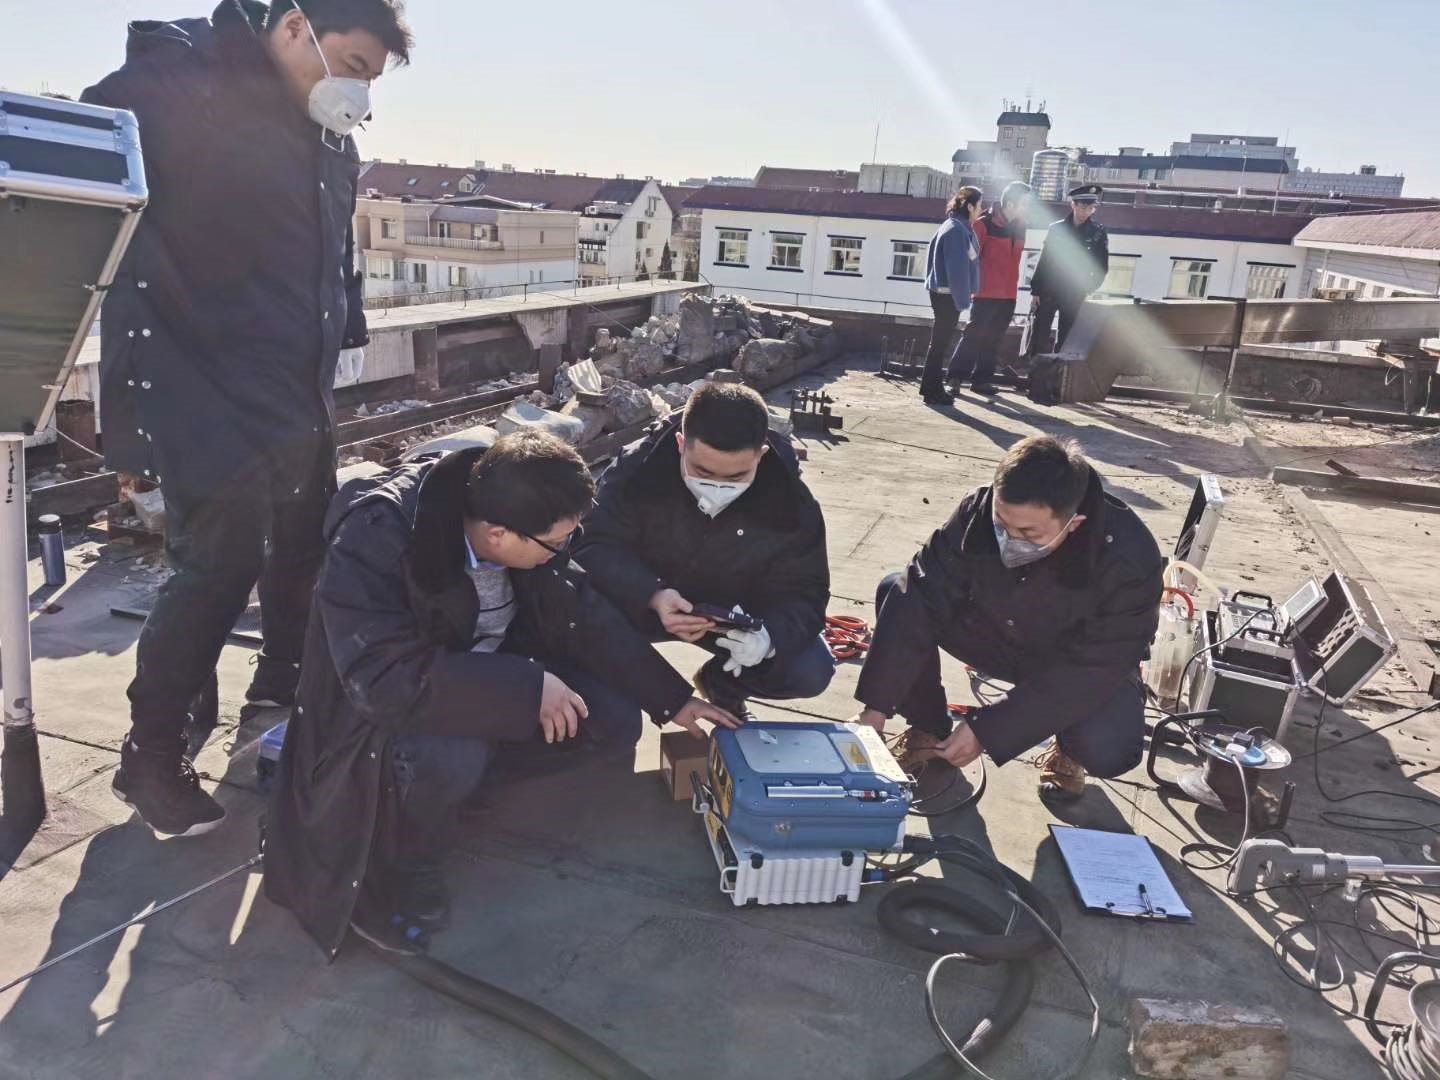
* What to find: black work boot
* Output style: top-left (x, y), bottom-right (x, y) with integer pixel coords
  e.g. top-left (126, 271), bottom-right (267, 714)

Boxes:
top-left (693, 663), bottom-right (757, 724)
top-left (395, 865), bottom-right (451, 931)
top-left (245, 655), bottom-right (300, 709)
top-left (113, 736), bottom-right (227, 838)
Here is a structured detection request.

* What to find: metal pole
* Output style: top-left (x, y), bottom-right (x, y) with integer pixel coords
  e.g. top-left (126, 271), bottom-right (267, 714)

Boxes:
top-left (1, 433), bottom-right (44, 830)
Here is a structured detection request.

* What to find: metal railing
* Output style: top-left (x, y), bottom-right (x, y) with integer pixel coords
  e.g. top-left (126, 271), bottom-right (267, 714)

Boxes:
top-left (404, 234), bottom-right (504, 251)
top-left (715, 286), bottom-right (932, 318)
top-left (365, 270), bottom-right (706, 314)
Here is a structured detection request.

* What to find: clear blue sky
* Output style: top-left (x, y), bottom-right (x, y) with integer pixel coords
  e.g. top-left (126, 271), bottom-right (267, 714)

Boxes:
top-left (5, 0), bottom-right (1437, 195)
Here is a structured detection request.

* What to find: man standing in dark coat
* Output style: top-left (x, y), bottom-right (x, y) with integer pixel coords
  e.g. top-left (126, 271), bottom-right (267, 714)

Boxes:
top-left (265, 432), bottom-right (738, 957)
top-left (81, 0), bottom-right (412, 837)
top-left (575, 383), bottom-right (834, 719)
top-left (850, 436), bottom-right (1162, 801)
top-left (1027, 184), bottom-right (1109, 357)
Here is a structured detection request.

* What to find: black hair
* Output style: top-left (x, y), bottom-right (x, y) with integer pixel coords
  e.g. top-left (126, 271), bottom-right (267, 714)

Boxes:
top-left (681, 382), bottom-right (770, 453)
top-left (268, 0), bottom-right (414, 64)
top-left (463, 431), bottom-right (594, 534)
top-left (947, 186), bottom-right (983, 218)
top-left (993, 436), bottom-right (1090, 517)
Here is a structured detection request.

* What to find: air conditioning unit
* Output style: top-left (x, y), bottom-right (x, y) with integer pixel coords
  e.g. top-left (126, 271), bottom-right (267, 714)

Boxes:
top-left (584, 206), bottom-right (598, 215)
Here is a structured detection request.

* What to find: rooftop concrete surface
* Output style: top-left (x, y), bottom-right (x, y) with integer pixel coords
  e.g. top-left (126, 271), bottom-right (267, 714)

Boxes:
top-left (4, 356), bottom-right (1439, 1079)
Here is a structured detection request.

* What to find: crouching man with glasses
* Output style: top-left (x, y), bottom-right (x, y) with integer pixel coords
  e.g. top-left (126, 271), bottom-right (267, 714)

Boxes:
top-left (265, 432), bottom-right (737, 957)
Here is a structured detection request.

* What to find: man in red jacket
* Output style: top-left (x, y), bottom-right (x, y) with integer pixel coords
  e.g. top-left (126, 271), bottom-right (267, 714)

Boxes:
top-left (948, 182), bottom-right (1032, 395)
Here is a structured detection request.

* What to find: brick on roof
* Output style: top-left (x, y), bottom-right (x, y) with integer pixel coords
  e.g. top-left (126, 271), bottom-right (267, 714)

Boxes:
top-left (1294, 207), bottom-right (1440, 252)
top-left (683, 185), bottom-right (1312, 243)
top-left (753, 166), bottom-right (859, 191)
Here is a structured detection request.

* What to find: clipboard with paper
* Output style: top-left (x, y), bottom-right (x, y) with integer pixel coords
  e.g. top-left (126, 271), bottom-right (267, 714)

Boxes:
top-left (1048, 825), bottom-right (1193, 922)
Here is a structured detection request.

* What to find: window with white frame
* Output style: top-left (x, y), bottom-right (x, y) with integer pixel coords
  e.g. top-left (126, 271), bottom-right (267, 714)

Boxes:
top-left (448, 265), bottom-right (467, 287)
top-left (1246, 263), bottom-right (1292, 299)
top-left (436, 221), bottom-right (453, 239)
top-left (1370, 283), bottom-right (1386, 298)
top-left (1100, 254), bottom-right (1139, 296)
top-left (716, 228), bottom-right (749, 266)
top-left (829, 236), bottom-right (863, 274)
top-left (770, 232), bottom-right (804, 270)
top-left (1168, 259), bottom-right (1213, 299)
top-left (409, 262), bottom-right (428, 285)
top-left (366, 256), bottom-right (395, 279)
top-left (891, 240), bottom-right (924, 280)
top-left (380, 218), bottom-right (399, 239)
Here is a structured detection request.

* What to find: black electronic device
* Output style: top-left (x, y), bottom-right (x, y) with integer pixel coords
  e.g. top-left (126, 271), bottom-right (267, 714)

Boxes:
top-left (0, 91), bottom-right (147, 434)
top-left (691, 603), bottom-right (763, 632)
top-left (1189, 610), bottom-right (1302, 742)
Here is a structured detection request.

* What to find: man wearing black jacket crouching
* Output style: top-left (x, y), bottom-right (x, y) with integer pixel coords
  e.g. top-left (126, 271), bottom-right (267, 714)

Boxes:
top-left (850, 436), bottom-right (1162, 801)
top-left (264, 432), bottom-right (737, 956)
top-left (575, 383), bottom-right (834, 719)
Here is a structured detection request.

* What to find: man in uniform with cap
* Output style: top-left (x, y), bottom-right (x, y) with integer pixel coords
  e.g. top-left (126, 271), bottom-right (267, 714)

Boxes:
top-left (1027, 184), bottom-right (1109, 357)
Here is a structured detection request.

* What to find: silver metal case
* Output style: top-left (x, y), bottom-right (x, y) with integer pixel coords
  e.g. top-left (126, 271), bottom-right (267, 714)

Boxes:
top-left (0, 91), bottom-right (148, 434)
top-left (1190, 610), bottom-right (1302, 742)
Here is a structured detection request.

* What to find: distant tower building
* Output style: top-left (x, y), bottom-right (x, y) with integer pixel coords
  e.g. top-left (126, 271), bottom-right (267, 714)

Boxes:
top-left (993, 99), bottom-right (1051, 185)
top-left (1029, 148), bottom-right (1072, 201)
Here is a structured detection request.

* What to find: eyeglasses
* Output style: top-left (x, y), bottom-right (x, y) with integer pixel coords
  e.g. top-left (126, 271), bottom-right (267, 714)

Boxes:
top-left (516, 527), bottom-right (575, 557)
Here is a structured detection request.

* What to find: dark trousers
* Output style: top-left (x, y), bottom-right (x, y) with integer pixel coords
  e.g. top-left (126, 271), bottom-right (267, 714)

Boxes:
top-left (385, 662), bottom-right (644, 871)
top-left (127, 479), bottom-right (329, 749)
top-left (692, 633), bottom-right (836, 704)
top-left (948, 298), bottom-right (1016, 387)
top-left (1026, 294), bottom-right (1083, 357)
top-left (921, 290), bottom-right (963, 395)
top-left (874, 572), bottom-right (1145, 777)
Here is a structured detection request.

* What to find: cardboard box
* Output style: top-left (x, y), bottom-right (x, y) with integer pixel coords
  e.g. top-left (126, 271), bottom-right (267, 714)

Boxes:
top-left (660, 730), bottom-right (710, 801)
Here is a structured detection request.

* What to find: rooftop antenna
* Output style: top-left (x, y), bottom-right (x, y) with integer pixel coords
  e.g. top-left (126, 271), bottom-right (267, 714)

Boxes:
top-left (872, 120), bottom-right (880, 164)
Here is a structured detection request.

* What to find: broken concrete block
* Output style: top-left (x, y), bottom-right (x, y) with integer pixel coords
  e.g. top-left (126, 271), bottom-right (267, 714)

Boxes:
top-left (603, 380), bottom-right (657, 429)
top-left (734, 338), bottom-right (804, 381)
top-left (559, 399), bottom-right (612, 443)
top-left (1128, 999), bottom-right (1289, 1080)
top-left (496, 400), bottom-right (586, 445)
top-left (610, 340), bottom-right (667, 381)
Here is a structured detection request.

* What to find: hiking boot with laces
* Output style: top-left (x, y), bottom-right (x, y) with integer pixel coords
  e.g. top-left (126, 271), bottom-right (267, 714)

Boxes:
top-left (113, 735), bottom-right (227, 837)
top-left (1037, 743), bottom-right (1088, 802)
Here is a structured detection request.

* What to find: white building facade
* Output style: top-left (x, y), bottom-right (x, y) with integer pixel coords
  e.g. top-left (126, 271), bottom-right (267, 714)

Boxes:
top-left (577, 179), bottom-right (674, 284)
top-left (692, 191), bottom-right (1309, 317)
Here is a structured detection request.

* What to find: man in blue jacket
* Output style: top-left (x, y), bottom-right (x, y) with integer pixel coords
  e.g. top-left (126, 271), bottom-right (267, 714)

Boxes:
top-left (82, 0), bottom-right (412, 838)
top-left (920, 187), bottom-right (984, 405)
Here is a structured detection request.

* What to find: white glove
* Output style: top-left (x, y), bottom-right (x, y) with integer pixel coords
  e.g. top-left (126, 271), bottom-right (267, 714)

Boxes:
top-left (333, 347), bottom-right (365, 389)
top-left (715, 619), bottom-right (774, 676)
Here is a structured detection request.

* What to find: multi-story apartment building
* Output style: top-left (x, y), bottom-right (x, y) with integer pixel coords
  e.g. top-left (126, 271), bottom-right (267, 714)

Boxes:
top-left (354, 196), bottom-right (579, 301)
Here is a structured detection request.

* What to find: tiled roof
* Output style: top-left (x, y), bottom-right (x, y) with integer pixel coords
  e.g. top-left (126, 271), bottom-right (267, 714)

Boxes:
top-left (1294, 207), bottom-right (1440, 252)
top-left (753, 167), bottom-right (859, 191)
top-left (358, 161), bottom-right (653, 212)
top-left (683, 185), bottom-right (1313, 243)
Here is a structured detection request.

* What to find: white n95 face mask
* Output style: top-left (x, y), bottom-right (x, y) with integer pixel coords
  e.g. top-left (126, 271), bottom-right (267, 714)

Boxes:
top-left (302, 13), bottom-right (371, 136)
top-left (683, 472), bottom-right (751, 518)
top-left (993, 512), bottom-right (1075, 569)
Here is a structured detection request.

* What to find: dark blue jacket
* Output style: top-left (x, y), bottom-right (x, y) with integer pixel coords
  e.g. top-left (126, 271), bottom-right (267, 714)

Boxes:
top-left (924, 214), bottom-right (982, 314)
top-left (81, 1), bottom-right (367, 499)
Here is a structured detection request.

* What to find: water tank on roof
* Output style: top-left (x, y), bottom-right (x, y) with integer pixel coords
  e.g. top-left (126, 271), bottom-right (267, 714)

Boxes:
top-left (1029, 149), bottom-right (1071, 202)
